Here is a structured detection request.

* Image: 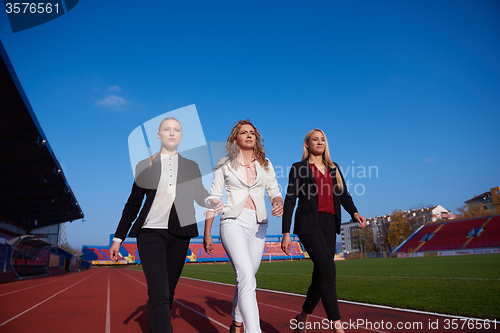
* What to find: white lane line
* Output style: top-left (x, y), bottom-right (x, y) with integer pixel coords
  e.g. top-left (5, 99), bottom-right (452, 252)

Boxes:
top-left (176, 300), bottom-right (230, 330)
top-left (179, 278), bottom-right (389, 333)
top-left (230, 271), bottom-right (500, 281)
top-left (177, 281), bottom-right (232, 298)
top-left (118, 269), bottom-right (230, 330)
top-left (118, 270), bottom-right (146, 287)
top-left (0, 269), bottom-right (102, 327)
top-left (337, 274), bottom-right (500, 281)
top-left (260, 286), bottom-right (492, 322)
top-left (180, 276), bottom-right (492, 322)
top-left (257, 302), bottom-right (390, 333)
top-left (0, 277), bottom-right (50, 287)
top-left (106, 268), bottom-right (111, 333)
top-left (337, 299), bottom-right (492, 322)
top-left (0, 275), bottom-right (75, 297)
top-left (122, 273), bottom-right (387, 333)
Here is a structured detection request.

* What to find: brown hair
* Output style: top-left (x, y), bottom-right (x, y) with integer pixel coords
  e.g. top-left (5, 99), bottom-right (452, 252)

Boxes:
top-left (219, 119), bottom-right (268, 170)
top-left (302, 129), bottom-right (343, 191)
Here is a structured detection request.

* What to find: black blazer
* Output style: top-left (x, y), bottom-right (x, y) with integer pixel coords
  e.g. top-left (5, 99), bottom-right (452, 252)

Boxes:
top-left (114, 154), bottom-right (209, 239)
top-left (282, 159), bottom-right (358, 235)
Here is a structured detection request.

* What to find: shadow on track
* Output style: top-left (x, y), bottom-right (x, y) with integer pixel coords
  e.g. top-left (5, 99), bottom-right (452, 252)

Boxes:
top-left (124, 302), bottom-right (149, 332)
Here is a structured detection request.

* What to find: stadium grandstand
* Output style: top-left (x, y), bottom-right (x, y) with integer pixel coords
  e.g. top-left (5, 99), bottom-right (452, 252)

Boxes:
top-left (0, 40), bottom-right (85, 283)
top-left (83, 234), bottom-right (311, 265)
top-left (82, 210), bottom-right (500, 266)
top-left (82, 211), bottom-right (499, 266)
top-left (395, 215), bottom-right (500, 254)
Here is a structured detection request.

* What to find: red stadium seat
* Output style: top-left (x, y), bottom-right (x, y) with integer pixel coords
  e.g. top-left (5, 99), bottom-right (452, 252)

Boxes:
top-left (418, 218), bottom-right (489, 252)
top-left (466, 215), bottom-right (500, 249)
top-left (398, 224), bottom-right (442, 253)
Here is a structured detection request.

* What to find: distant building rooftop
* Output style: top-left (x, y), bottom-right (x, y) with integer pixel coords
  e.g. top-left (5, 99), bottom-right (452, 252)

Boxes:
top-left (465, 192), bottom-right (492, 204)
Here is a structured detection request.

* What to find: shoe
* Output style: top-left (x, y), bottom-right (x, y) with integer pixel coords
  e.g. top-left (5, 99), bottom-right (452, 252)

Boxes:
top-left (294, 314), bottom-right (306, 333)
top-left (229, 321), bottom-right (242, 333)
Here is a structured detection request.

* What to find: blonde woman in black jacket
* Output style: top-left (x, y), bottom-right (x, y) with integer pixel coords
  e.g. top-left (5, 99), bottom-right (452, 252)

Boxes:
top-left (282, 129), bottom-right (366, 333)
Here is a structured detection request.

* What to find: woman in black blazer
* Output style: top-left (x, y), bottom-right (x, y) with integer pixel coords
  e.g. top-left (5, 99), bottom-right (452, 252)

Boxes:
top-left (110, 117), bottom-right (222, 333)
top-left (281, 129), bottom-right (366, 333)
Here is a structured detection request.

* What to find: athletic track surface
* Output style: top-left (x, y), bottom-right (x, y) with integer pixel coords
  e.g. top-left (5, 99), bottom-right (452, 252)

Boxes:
top-left (0, 267), bottom-right (496, 333)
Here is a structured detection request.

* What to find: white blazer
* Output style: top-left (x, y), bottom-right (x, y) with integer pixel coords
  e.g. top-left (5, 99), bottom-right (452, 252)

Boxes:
top-left (207, 157), bottom-right (282, 223)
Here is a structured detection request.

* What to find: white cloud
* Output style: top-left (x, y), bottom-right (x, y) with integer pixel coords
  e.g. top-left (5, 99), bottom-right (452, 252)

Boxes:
top-left (95, 95), bottom-right (127, 108)
top-left (108, 85), bottom-right (121, 92)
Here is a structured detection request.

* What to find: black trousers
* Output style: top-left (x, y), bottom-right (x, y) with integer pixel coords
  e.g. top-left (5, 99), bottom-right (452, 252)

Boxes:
top-left (137, 228), bottom-right (191, 333)
top-left (298, 212), bottom-right (341, 321)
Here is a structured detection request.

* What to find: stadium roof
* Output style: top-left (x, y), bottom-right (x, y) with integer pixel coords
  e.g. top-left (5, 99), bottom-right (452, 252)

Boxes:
top-left (0, 40), bottom-right (84, 230)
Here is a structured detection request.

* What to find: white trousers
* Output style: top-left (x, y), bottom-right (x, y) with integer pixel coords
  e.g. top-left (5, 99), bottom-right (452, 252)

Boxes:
top-left (220, 208), bottom-right (267, 333)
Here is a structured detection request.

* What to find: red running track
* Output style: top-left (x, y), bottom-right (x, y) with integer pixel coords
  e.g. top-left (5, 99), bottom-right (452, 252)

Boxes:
top-left (0, 267), bottom-right (497, 333)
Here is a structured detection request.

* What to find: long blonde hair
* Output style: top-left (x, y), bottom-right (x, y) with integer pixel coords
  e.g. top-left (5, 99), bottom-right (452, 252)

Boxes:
top-left (220, 119), bottom-right (269, 170)
top-left (302, 129), bottom-right (343, 191)
top-left (148, 117), bottom-right (182, 166)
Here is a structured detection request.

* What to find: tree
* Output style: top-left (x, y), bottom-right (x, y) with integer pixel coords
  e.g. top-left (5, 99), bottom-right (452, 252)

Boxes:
top-left (456, 204), bottom-right (487, 219)
top-left (375, 219), bottom-right (391, 252)
top-left (60, 241), bottom-right (80, 255)
top-left (363, 227), bottom-right (377, 252)
top-left (387, 210), bottom-right (411, 250)
top-left (351, 227), bottom-right (376, 253)
top-left (410, 203), bottom-right (426, 210)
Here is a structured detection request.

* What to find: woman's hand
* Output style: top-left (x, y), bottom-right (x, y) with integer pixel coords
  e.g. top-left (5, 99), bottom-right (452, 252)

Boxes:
top-left (203, 235), bottom-right (214, 255)
top-left (204, 211), bottom-right (215, 255)
top-left (207, 198), bottom-right (224, 215)
top-left (271, 197), bottom-right (283, 217)
top-left (109, 241), bottom-right (121, 263)
top-left (354, 212), bottom-right (367, 229)
top-left (281, 233), bottom-right (292, 255)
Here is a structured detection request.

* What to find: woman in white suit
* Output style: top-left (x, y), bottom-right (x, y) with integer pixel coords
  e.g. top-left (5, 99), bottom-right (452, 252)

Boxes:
top-left (204, 120), bottom-right (283, 333)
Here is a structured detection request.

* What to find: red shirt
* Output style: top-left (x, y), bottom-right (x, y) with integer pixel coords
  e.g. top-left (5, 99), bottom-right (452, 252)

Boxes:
top-left (310, 163), bottom-right (335, 215)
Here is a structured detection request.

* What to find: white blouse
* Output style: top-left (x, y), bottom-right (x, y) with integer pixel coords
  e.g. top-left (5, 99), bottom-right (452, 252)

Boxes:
top-left (142, 153), bottom-right (178, 229)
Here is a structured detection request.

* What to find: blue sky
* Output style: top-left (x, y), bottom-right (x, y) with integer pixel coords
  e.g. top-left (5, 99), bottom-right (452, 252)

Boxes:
top-left (1, 1), bottom-right (499, 249)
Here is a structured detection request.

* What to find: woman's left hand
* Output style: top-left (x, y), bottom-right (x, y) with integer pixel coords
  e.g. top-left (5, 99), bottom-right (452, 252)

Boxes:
top-left (208, 198), bottom-right (224, 214)
top-left (271, 197), bottom-right (284, 217)
top-left (281, 233), bottom-right (292, 255)
top-left (354, 212), bottom-right (367, 228)
top-left (203, 235), bottom-right (214, 255)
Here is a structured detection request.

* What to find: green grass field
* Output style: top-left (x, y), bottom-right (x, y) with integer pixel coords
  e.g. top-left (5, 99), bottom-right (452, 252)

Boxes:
top-left (179, 254), bottom-right (500, 319)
